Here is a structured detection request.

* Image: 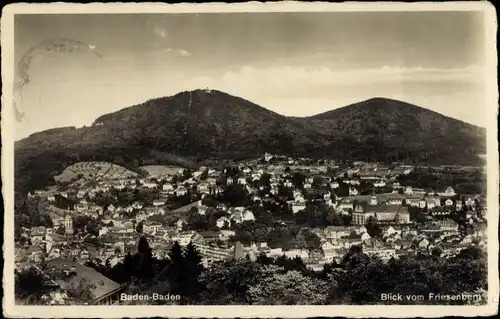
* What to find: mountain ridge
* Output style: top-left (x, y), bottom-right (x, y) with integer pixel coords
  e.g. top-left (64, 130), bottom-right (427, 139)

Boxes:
top-left (19, 94), bottom-right (485, 143)
top-left (15, 89), bottom-right (486, 194)
top-left (307, 97), bottom-right (484, 128)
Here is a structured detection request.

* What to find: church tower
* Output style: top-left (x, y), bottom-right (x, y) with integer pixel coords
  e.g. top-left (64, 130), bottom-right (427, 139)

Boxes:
top-left (369, 187), bottom-right (378, 206)
top-left (64, 214), bottom-right (73, 235)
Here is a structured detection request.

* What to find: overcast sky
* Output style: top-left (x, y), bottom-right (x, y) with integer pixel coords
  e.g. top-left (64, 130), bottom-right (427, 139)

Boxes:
top-left (14, 11), bottom-right (487, 139)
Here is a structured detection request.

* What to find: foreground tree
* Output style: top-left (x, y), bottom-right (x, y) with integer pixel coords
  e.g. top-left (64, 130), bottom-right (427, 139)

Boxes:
top-left (246, 266), bottom-right (332, 305)
top-left (136, 236), bottom-right (154, 281)
top-left (198, 260), bottom-right (267, 305)
top-left (15, 268), bottom-right (51, 304)
top-left (365, 216), bottom-right (383, 238)
top-left (135, 221), bottom-right (144, 234)
top-left (181, 242), bottom-right (204, 303)
top-left (154, 241), bottom-right (204, 304)
top-left (15, 266), bottom-right (97, 305)
top-left (64, 278), bottom-right (97, 305)
top-left (334, 245), bottom-right (390, 304)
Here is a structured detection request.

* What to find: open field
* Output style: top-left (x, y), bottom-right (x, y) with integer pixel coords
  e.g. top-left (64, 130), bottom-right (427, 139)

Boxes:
top-left (54, 162), bottom-right (138, 183)
top-left (140, 165), bottom-right (184, 177)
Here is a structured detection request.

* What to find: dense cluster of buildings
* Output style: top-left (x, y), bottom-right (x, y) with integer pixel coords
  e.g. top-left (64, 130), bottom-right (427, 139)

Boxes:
top-left (16, 153), bottom-right (487, 304)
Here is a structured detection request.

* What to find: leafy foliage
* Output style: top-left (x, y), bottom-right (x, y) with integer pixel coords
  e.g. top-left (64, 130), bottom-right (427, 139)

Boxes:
top-left (365, 216), bottom-right (383, 238)
top-left (15, 266), bottom-right (96, 305)
top-left (246, 267), bottom-right (331, 305)
top-left (397, 166), bottom-right (485, 195)
top-left (81, 235), bottom-right (489, 306)
top-left (198, 259), bottom-right (262, 304)
top-left (15, 267), bottom-right (51, 304)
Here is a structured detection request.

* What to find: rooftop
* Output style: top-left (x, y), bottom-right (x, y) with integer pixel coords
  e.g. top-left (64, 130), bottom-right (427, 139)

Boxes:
top-left (46, 259), bottom-right (123, 302)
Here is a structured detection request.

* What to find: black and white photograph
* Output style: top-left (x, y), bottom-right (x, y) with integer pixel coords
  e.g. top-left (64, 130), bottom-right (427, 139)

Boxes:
top-left (2, 2), bottom-right (498, 318)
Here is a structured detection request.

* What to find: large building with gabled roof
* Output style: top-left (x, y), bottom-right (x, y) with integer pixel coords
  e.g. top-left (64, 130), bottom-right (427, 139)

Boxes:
top-left (352, 195), bottom-right (410, 225)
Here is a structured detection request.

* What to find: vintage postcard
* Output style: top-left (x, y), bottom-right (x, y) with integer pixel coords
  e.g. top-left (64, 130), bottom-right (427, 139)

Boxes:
top-left (1, 1), bottom-right (499, 318)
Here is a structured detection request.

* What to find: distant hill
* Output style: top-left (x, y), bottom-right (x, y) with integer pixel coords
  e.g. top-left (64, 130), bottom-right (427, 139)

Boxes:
top-left (299, 97), bottom-right (486, 165)
top-left (14, 90), bottom-right (486, 194)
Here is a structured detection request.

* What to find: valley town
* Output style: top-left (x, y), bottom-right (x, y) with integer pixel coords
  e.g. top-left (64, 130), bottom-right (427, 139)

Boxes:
top-left (15, 153), bottom-right (488, 305)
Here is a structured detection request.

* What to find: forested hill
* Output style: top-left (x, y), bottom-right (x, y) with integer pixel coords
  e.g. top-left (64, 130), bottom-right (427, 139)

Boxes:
top-left (15, 90), bottom-right (486, 193)
top-left (300, 97), bottom-right (486, 164)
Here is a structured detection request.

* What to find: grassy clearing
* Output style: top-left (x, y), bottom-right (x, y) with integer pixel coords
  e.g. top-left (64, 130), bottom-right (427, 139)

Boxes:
top-left (54, 161), bottom-right (138, 183)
